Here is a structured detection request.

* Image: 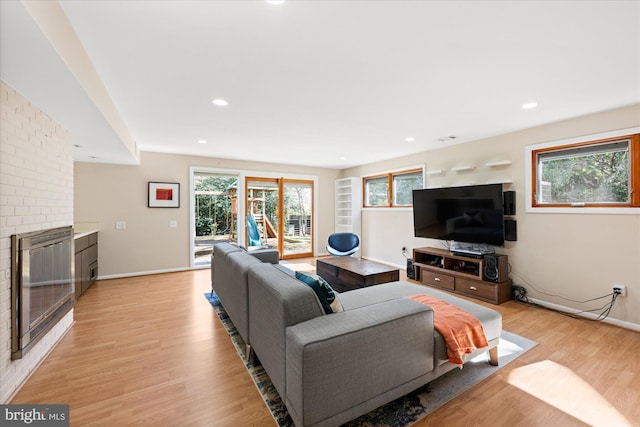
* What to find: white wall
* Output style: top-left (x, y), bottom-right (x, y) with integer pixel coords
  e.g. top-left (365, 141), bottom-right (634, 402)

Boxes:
top-left (0, 81), bottom-right (75, 403)
top-left (342, 104), bottom-right (640, 329)
top-left (74, 151), bottom-right (340, 277)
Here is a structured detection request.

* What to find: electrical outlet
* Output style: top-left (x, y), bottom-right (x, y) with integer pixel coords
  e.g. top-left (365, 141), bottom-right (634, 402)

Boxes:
top-left (613, 285), bottom-right (627, 297)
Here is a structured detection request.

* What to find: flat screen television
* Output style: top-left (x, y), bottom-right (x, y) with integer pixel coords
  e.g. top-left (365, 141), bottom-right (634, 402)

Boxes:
top-left (412, 184), bottom-right (505, 247)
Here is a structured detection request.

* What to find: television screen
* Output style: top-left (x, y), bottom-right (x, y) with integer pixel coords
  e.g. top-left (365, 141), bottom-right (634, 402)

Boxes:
top-left (412, 184), bottom-right (505, 246)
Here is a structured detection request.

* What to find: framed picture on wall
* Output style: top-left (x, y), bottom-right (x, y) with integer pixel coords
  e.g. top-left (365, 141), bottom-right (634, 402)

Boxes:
top-left (148, 182), bottom-right (180, 208)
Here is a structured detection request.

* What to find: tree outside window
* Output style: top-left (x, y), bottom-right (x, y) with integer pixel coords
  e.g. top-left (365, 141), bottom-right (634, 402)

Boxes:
top-left (363, 168), bottom-right (424, 207)
top-left (533, 134), bottom-right (639, 207)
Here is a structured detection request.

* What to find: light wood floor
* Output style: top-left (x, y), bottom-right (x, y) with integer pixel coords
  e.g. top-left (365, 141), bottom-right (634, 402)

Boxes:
top-left (10, 260), bottom-right (640, 427)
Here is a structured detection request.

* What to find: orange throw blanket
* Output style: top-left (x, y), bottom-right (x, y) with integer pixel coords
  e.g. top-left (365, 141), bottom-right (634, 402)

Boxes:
top-left (406, 294), bottom-right (488, 366)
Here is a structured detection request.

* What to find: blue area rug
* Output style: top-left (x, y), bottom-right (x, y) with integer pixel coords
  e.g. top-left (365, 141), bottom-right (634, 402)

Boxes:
top-left (205, 292), bottom-right (537, 426)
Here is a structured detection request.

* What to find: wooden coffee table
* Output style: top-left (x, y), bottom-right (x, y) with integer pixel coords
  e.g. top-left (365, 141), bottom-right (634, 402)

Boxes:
top-left (316, 257), bottom-right (400, 292)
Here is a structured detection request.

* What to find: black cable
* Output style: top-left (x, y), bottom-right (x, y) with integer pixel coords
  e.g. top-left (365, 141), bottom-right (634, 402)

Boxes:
top-left (509, 268), bottom-right (612, 304)
top-left (508, 268), bottom-right (620, 322)
top-left (594, 293), bottom-right (619, 321)
top-left (513, 288), bottom-right (618, 322)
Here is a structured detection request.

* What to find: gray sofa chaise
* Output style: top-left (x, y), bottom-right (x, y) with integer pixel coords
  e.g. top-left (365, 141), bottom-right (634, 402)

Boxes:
top-left (211, 242), bottom-right (502, 427)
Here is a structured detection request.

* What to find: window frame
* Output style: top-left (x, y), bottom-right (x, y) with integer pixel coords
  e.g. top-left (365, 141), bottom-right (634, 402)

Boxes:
top-left (362, 167), bottom-right (424, 208)
top-left (526, 128), bottom-right (640, 214)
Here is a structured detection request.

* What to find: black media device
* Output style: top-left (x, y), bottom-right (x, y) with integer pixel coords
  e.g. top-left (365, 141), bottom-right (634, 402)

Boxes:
top-left (483, 254), bottom-right (508, 282)
top-left (412, 184), bottom-right (505, 247)
top-left (406, 259), bottom-right (415, 279)
top-left (503, 191), bottom-right (516, 216)
top-left (504, 219), bottom-right (517, 241)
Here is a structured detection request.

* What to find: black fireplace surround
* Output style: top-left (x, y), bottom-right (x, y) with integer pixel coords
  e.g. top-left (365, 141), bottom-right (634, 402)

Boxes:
top-left (11, 226), bottom-right (75, 360)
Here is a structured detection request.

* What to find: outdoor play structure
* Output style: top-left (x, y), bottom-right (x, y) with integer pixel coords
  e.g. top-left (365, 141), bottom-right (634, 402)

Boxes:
top-left (229, 186), bottom-right (277, 245)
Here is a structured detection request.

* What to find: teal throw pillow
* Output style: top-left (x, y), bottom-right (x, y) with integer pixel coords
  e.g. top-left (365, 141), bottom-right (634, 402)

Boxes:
top-left (316, 275), bottom-right (344, 313)
top-left (295, 271), bottom-right (343, 314)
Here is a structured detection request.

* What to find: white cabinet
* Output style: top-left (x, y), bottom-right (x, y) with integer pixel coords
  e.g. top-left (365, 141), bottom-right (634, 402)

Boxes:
top-left (335, 177), bottom-right (362, 239)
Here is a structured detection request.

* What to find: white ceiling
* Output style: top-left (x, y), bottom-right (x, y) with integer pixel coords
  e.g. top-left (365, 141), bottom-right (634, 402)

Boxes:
top-left (1, 0), bottom-right (639, 168)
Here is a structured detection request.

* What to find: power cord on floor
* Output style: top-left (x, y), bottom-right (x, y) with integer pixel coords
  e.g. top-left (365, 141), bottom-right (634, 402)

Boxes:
top-left (510, 269), bottom-right (619, 322)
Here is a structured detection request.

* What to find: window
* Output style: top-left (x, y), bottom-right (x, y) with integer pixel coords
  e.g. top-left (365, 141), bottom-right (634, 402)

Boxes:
top-left (363, 168), bottom-right (424, 207)
top-left (393, 169), bottom-right (424, 206)
top-left (364, 174), bottom-right (389, 207)
top-left (532, 133), bottom-right (639, 208)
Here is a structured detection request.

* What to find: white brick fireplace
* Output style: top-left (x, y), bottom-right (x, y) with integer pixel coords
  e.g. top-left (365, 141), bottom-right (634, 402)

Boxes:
top-left (0, 81), bottom-right (74, 402)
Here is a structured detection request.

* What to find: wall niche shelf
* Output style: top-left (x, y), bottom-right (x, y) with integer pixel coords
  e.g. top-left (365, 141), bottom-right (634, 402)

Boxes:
top-left (334, 178), bottom-right (361, 255)
top-left (451, 165), bottom-right (475, 172)
top-left (485, 160), bottom-right (512, 167)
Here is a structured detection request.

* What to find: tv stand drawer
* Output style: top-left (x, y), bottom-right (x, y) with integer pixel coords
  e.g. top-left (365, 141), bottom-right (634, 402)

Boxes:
top-left (421, 271), bottom-right (454, 290)
top-left (455, 278), bottom-right (496, 301)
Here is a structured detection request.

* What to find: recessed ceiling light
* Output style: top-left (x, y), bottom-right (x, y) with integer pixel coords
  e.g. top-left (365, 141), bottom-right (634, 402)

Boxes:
top-left (212, 99), bottom-right (229, 107)
top-left (197, 140), bottom-right (207, 144)
top-left (405, 137), bottom-right (415, 142)
top-left (521, 102), bottom-right (538, 109)
top-left (266, 0), bottom-right (285, 4)
top-left (339, 156), bottom-right (347, 161)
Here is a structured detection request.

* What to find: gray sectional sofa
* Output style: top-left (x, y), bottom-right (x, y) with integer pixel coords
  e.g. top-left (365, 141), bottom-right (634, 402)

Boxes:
top-left (211, 242), bottom-right (502, 427)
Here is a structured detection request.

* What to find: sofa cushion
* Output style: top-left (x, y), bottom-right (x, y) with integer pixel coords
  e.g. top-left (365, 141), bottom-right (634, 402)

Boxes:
top-left (339, 281), bottom-right (502, 354)
top-left (295, 271), bottom-right (344, 314)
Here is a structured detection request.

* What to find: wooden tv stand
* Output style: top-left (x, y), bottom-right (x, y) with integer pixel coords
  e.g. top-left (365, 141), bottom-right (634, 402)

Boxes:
top-left (412, 247), bottom-right (511, 305)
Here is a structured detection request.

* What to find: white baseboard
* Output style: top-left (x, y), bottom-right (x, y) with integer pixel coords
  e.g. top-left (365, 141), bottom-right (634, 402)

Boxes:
top-left (360, 256), bottom-right (406, 271)
top-left (98, 266), bottom-right (193, 281)
top-left (528, 297), bottom-right (640, 332)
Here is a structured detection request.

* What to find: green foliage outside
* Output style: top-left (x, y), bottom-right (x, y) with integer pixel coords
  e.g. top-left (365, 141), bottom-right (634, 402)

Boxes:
top-left (366, 177), bottom-right (389, 206)
top-left (366, 172), bottom-right (423, 206)
top-left (395, 174), bottom-right (424, 205)
top-left (195, 176), bottom-right (312, 238)
top-left (260, 187), bottom-right (279, 231)
top-left (195, 176), bottom-right (237, 237)
top-left (540, 151), bottom-right (629, 203)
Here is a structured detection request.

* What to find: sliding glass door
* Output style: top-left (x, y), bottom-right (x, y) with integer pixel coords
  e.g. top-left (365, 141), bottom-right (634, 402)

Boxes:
top-left (245, 177), bottom-right (314, 259)
top-left (282, 180), bottom-right (313, 258)
top-left (245, 178), bottom-right (279, 251)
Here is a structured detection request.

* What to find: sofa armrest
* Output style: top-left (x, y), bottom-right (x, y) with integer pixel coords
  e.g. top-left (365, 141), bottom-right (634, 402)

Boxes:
top-left (249, 247), bottom-right (279, 264)
top-left (285, 298), bottom-right (435, 427)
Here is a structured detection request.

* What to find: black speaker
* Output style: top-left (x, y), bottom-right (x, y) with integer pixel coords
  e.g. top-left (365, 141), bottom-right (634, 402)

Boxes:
top-left (504, 219), bottom-right (517, 241)
top-left (406, 259), bottom-right (415, 280)
top-left (483, 254), bottom-right (508, 282)
top-left (503, 191), bottom-right (516, 216)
